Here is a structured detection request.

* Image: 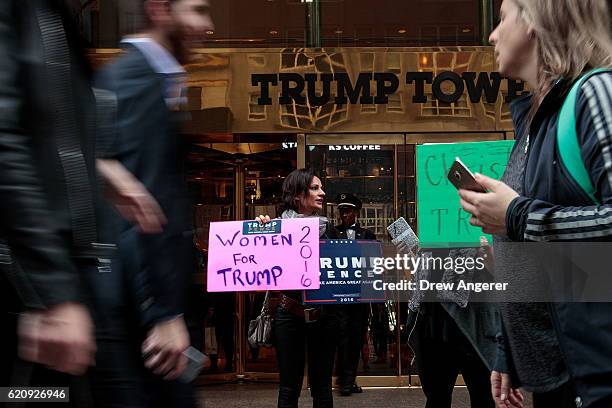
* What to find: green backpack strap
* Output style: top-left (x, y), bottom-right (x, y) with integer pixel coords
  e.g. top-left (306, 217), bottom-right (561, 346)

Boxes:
top-left (557, 68), bottom-right (611, 205)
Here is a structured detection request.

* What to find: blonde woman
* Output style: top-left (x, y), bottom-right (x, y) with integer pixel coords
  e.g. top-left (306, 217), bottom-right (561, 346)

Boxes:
top-left (459, 0), bottom-right (612, 407)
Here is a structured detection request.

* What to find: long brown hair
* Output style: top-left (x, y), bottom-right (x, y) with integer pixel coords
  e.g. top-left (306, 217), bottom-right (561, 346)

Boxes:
top-left (280, 168), bottom-right (318, 214)
top-left (511, 0), bottom-right (612, 114)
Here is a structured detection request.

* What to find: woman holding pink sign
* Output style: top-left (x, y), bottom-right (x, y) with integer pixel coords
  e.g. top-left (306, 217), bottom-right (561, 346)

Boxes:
top-left (256, 168), bottom-right (339, 408)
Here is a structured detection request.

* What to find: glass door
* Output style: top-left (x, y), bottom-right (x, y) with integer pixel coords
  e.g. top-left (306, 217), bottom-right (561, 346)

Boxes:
top-left (241, 144), bottom-right (296, 379)
top-left (187, 140), bottom-right (297, 382)
top-left (187, 144), bottom-right (237, 380)
top-left (305, 134), bottom-right (415, 386)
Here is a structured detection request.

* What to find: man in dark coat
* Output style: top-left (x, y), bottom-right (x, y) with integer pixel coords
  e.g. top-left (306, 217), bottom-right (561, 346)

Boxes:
top-left (0, 1), bottom-right (96, 386)
top-left (0, 1), bottom-right (164, 404)
top-left (333, 193), bottom-right (376, 396)
top-left (96, 1), bottom-right (213, 406)
top-left (334, 193), bottom-right (377, 241)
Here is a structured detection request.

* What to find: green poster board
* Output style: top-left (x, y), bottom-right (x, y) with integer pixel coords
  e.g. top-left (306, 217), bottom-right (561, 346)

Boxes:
top-left (416, 141), bottom-right (515, 247)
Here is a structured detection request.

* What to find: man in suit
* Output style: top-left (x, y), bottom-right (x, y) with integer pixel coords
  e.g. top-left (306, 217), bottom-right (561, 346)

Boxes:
top-left (95, 1), bottom-right (213, 406)
top-left (334, 193), bottom-right (376, 241)
top-left (333, 193), bottom-right (376, 396)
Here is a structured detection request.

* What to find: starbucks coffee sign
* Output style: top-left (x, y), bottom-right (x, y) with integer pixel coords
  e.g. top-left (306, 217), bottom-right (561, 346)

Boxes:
top-left (251, 72), bottom-right (527, 106)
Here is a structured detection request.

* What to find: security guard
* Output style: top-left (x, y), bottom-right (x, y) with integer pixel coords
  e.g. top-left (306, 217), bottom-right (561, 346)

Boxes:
top-left (334, 193), bottom-right (376, 241)
top-left (334, 193), bottom-right (376, 396)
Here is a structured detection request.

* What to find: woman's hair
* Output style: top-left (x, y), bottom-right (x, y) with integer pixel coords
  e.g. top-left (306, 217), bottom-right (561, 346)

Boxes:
top-left (511, 0), bottom-right (612, 101)
top-left (280, 168), bottom-right (317, 214)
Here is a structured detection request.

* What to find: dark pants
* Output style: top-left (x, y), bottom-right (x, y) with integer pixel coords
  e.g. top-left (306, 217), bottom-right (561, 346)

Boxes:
top-left (335, 304), bottom-right (368, 387)
top-left (212, 293), bottom-right (235, 372)
top-left (87, 260), bottom-right (197, 408)
top-left (414, 306), bottom-right (495, 408)
top-left (532, 381), bottom-right (577, 408)
top-left (370, 304), bottom-right (389, 359)
top-left (0, 272), bottom-right (19, 387)
top-left (274, 307), bottom-right (337, 408)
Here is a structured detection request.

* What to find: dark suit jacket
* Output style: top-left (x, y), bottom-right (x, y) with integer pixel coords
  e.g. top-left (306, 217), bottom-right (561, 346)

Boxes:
top-left (97, 45), bottom-right (193, 328)
top-left (334, 224), bottom-right (376, 240)
top-left (0, 0), bottom-right (96, 311)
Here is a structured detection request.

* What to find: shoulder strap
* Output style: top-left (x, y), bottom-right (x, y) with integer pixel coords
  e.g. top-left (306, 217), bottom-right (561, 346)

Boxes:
top-left (557, 68), bottom-right (611, 205)
top-left (261, 291), bottom-right (271, 314)
top-left (36, 4), bottom-right (97, 247)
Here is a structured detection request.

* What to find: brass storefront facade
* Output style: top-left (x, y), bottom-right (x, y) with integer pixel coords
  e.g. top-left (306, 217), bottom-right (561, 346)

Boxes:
top-left (90, 45), bottom-right (515, 386)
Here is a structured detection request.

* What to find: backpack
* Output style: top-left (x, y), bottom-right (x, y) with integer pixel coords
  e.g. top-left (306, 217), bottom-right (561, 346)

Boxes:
top-left (557, 68), bottom-right (612, 205)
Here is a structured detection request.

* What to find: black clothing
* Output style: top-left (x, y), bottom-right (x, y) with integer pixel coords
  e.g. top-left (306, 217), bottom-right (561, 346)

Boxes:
top-left (334, 193), bottom-right (363, 210)
top-left (95, 42), bottom-right (196, 406)
top-left (274, 307), bottom-right (338, 408)
top-left (0, 3), bottom-right (114, 406)
top-left (532, 381), bottom-right (578, 408)
top-left (408, 245), bottom-right (498, 407)
top-left (210, 293), bottom-right (235, 372)
top-left (333, 223), bottom-right (375, 391)
top-left (97, 44), bottom-right (193, 326)
top-left (370, 303), bottom-right (389, 359)
top-left (0, 0), bottom-right (97, 311)
top-left (414, 304), bottom-right (495, 408)
top-left (273, 220), bottom-right (338, 407)
top-left (335, 304), bottom-right (368, 390)
top-left (334, 224), bottom-right (376, 241)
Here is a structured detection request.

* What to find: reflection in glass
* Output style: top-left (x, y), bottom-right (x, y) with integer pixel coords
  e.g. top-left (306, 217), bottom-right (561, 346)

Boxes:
top-left (88, 0), bottom-right (484, 48)
top-left (242, 144), bottom-right (295, 373)
top-left (188, 148), bottom-right (236, 374)
top-left (187, 141), bottom-right (296, 374)
top-left (308, 144), bottom-right (395, 241)
top-left (307, 141), bottom-right (410, 378)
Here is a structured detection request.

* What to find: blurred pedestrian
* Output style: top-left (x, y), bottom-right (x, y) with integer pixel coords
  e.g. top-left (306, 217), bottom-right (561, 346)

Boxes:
top-left (0, 0), bottom-right (163, 405)
top-left (96, 0), bottom-right (214, 407)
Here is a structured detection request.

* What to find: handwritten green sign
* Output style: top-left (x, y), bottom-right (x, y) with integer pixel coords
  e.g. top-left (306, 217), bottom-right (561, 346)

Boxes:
top-left (416, 141), bottom-right (515, 247)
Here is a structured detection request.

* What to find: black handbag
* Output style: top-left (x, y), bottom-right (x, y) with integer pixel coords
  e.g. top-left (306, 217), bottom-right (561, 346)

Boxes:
top-left (247, 291), bottom-right (274, 348)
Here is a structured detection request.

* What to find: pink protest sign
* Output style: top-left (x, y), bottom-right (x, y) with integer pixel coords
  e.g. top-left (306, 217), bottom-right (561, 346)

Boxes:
top-left (207, 218), bottom-right (321, 292)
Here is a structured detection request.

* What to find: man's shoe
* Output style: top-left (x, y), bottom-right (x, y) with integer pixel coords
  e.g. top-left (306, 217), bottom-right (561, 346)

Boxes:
top-left (339, 385), bottom-right (352, 396)
top-left (350, 384), bottom-right (363, 394)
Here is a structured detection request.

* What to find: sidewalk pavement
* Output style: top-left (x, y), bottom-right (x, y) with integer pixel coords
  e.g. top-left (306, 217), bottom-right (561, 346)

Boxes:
top-left (196, 383), bottom-right (534, 407)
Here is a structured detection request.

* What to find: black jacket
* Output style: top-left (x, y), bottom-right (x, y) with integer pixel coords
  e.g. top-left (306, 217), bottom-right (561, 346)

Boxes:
top-left (0, 0), bottom-right (97, 310)
top-left (96, 45), bottom-right (193, 328)
top-left (505, 71), bottom-right (612, 405)
top-left (334, 224), bottom-right (376, 240)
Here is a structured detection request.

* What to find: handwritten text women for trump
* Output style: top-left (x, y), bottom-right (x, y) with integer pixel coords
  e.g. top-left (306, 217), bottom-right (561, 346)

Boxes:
top-left (206, 218), bottom-right (321, 292)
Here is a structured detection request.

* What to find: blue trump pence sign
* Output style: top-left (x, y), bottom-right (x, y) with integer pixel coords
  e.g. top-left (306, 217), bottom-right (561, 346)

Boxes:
top-left (303, 240), bottom-right (385, 305)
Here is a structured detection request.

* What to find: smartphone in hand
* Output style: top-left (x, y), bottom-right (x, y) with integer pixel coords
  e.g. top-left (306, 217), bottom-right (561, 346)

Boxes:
top-left (387, 217), bottom-right (419, 253)
top-left (448, 157), bottom-right (487, 193)
top-left (177, 347), bottom-right (208, 383)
